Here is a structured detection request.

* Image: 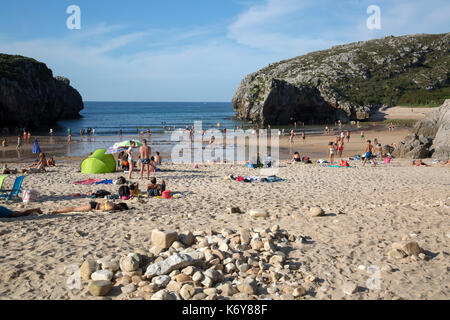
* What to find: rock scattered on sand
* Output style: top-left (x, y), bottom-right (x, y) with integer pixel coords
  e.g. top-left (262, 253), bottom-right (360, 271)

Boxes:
top-left (91, 270), bottom-right (113, 281)
top-left (88, 280), bottom-right (113, 296)
top-left (310, 207), bottom-right (325, 217)
top-left (248, 209), bottom-right (269, 218)
top-left (80, 259), bottom-right (98, 281)
top-left (342, 282), bottom-right (357, 295)
top-left (151, 229), bottom-right (179, 249)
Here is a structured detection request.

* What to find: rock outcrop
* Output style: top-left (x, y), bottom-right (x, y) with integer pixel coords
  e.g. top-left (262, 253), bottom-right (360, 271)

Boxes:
top-left (232, 33), bottom-right (450, 125)
top-left (0, 54), bottom-right (83, 130)
top-left (392, 99), bottom-right (450, 160)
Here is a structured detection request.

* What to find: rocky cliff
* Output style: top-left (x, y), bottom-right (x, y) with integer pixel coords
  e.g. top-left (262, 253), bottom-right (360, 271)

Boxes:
top-left (0, 54), bottom-right (83, 130)
top-left (233, 33), bottom-right (450, 125)
top-left (392, 99), bottom-right (449, 160)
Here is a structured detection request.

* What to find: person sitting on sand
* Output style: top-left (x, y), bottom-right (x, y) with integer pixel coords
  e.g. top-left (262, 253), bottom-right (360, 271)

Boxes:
top-left (0, 206), bottom-right (43, 218)
top-left (31, 153), bottom-right (47, 170)
top-left (411, 159), bottom-right (430, 167)
top-left (46, 155), bottom-right (55, 167)
top-left (2, 164), bottom-right (11, 174)
top-left (147, 177), bottom-right (166, 196)
top-left (291, 152), bottom-right (301, 163)
top-left (362, 140), bottom-right (376, 167)
top-left (50, 201), bottom-right (129, 215)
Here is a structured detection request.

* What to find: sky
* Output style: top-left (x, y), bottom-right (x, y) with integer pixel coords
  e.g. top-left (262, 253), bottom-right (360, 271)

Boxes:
top-left (0, 0), bottom-right (449, 101)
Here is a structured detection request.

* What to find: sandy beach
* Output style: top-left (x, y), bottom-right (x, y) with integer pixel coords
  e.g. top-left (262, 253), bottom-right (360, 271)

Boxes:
top-left (0, 154), bottom-right (449, 300)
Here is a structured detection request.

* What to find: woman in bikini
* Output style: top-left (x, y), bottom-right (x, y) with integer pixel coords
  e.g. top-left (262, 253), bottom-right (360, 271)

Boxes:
top-left (50, 201), bottom-right (129, 215)
top-left (328, 142), bottom-right (335, 165)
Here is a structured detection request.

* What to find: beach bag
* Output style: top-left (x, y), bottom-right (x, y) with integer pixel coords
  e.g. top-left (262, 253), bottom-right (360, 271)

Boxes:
top-left (302, 157), bottom-right (311, 164)
top-left (162, 190), bottom-right (172, 199)
top-left (22, 190), bottom-right (38, 203)
top-left (340, 160), bottom-right (350, 167)
top-left (94, 190), bottom-right (111, 198)
top-left (118, 185), bottom-right (130, 198)
top-left (384, 156), bottom-right (391, 164)
top-left (246, 163), bottom-right (256, 169)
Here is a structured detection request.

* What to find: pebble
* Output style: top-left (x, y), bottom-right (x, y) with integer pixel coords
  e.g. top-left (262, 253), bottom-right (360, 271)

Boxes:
top-left (292, 286), bottom-right (306, 297)
top-left (237, 278), bottom-right (258, 295)
top-left (120, 255), bottom-right (140, 272)
top-left (179, 231), bottom-right (195, 246)
top-left (180, 284), bottom-right (195, 300)
top-left (310, 207), bottom-right (325, 217)
top-left (91, 270), bottom-right (113, 281)
top-left (151, 289), bottom-right (175, 300)
top-left (248, 209), bottom-right (269, 218)
top-left (342, 282), bottom-right (357, 295)
top-left (121, 283), bottom-right (137, 294)
top-left (102, 261), bottom-right (120, 272)
top-left (154, 275), bottom-right (171, 287)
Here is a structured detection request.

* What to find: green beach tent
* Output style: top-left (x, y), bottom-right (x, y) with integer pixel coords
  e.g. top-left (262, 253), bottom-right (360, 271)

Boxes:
top-left (81, 149), bottom-right (116, 174)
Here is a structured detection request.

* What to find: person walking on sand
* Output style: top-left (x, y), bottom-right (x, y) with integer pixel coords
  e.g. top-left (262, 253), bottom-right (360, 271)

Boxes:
top-left (16, 136), bottom-right (22, 150)
top-left (302, 131), bottom-right (306, 143)
top-left (360, 130), bottom-right (365, 140)
top-left (209, 135), bottom-right (215, 146)
top-left (289, 130), bottom-right (294, 144)
top-left (328, 142), bottom-right (335, 165)
top-left (346, 131), bottom-right (350, 143)
top-left (139, 139), bottom-right (151, 180)
top-left (127, 141), bottom-right (136, 180)
top-left (337, 139), bottom-right (344, 158)
top-left (362, 140), bottom-right (376, 167)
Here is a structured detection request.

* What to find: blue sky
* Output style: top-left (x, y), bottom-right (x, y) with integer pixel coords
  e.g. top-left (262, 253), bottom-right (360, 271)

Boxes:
top-left (0, 0), bottom-right (449, 101)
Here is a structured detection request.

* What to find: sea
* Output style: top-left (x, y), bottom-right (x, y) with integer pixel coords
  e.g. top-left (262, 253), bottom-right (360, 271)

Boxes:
top-left (1, 102), bottom-right (347, 161)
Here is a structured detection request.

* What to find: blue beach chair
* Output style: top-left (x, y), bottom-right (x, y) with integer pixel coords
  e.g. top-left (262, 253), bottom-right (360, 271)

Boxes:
top-left (0, 176), bottom-right (25, 200)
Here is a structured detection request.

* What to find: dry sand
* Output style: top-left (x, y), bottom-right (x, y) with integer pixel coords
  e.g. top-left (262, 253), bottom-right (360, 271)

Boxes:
top-left (0, 153), bottom-right (449, 300)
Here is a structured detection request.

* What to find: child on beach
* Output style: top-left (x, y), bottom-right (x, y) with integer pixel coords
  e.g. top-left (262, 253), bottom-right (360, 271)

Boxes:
top-left (360, 131), bottom-right (365, 140)
top-left (337, 139), bottom-right (344, 158)
top-left (328, 142), bottom-right (335, 164)
top-left (154, 152), bottom-right (162, 165)
top-left (291, 152), bottom-right (301, 163)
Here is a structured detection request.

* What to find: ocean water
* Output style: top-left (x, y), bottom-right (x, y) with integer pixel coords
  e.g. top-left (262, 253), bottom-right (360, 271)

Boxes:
top-left (56, 101), bottom-right (243, 136)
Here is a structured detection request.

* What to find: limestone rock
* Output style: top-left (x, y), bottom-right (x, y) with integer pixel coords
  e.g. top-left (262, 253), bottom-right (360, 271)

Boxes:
top-left (88, 280), bottom-right (113, 296)
top-left (180, 284), bottom-right (195, 300)
top-left (152, 229), bottom-right (179, 249)
top-left (310, 207), bottom-right (325, 217)
top-left (91, 270), bottom-right (113, 281)
top-left (80, 259), bottom-right (98, 281)
top-left (248, 209), bottom-right (269, 218)
top-left (145, 251), bottom-right (204, 278)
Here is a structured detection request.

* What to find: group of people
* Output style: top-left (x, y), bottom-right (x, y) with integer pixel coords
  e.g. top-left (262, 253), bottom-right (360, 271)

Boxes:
top-left (119, 140), bottom-right (162, 180)
top-left (328, 132), bottom-right (350, 164)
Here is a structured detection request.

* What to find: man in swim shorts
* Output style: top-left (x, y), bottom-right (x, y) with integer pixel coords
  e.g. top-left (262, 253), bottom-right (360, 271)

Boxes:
top-left (0, 206), bottom-right (43, 218)
top-left (362, 140), bottom-right (376, 167)
top-left (139, 139), bottom-right (152, 180)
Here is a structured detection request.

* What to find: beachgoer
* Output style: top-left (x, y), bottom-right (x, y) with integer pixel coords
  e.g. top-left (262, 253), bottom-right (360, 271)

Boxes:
top-left (16, 136), bottom-right (22, 150)
top-left (360, 131), bottom-right (365, 140)
top-left (31, 153), bottom-right (47, 170)
top-left (127, 141), bottom-right (136, 180)
top-left (46, 156), bottom-right (55, 167)
top-left (302, 132), bottom-right (306, 143)
top-left (411, 160), bottom-right (430, 167)
top-left (49, 128), bottom-right (53, 136)
top-left (209, 136), bottom-right (215, 146)
top-left (50, 201), bottom-right (129, 215)
top-left (292, 152), bottom-right (301, 163)
top-left (0, 206), bottom-right (43, 218)
top-left (346, 131), bottom-right (350, 142)
top-left (154, 152), bottom-right (162, 165)
top-left (147, 177), bottom-right (166, 196)
top-left (139, 139), bottom-right (151, 180)
top-left (362, 140), bottom-right (376, 167)
top-left (289, 130), bottom-right (294, 144)
top-left (337, 139), bottom-right (344, 158)
top-left (328, 142), bottom-right (335, 164)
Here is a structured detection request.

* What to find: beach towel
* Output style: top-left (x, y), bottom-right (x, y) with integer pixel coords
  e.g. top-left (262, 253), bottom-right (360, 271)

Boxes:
top-left (230, 175), bottom-right (286, 183)
top-left (95, 179), bottom-right (113, 185)
top-left (74, 179), bottom-right (102, 185)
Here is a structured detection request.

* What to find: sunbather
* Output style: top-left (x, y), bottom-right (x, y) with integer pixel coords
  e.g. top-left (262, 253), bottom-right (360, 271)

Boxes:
top-left (31, 153), bottom-right (47, 170)
top-left (50, 201), bottom-right (129, 214)
top-left (411, 160), bottom-right (430, 167)
top-left (147, 177), bottom-right (166, 196)
top-left (0, 206), bottom-right (43, 218)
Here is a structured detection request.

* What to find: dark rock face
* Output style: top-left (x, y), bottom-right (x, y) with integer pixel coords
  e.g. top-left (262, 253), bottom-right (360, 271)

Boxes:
top-left (0, 54), bottom-right (83, 130)
top-left (392, 99), bottom-right (449, 160)
top-left (232, 33), bottom-right (450, 125)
